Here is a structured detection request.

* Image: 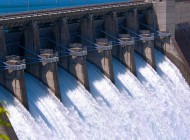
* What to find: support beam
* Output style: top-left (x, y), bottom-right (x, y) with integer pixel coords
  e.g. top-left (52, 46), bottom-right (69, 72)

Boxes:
top-left (80, 14), bottom-right (95, 46)
top-left (53, 18), bottom-right (70, 70)
top-left (126, 9), bottom-right (139, 35)
top-left (0, 26), bottom-right (7, 60)
top-left (24, 22), bottom-right (61, 99)
top-left (104, 11), bottom-right (119, 40)
top-left (144, 9), bottom-right (157, 31)
top-left (69, 43), bottom-right (89, 90)
top-left (139, 30), bottom-right (156, 70)
top-left (87, 38), bottom-right (114, 83)
top-left (112, 34), bottom-right (136, 75)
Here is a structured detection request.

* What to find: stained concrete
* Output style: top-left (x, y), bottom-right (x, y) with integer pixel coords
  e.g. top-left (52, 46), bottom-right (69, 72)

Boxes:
top-left (87, 38), bottom-right (114, 83)
top-left (104, 11), bottom-right (119, 40)
top-left (126, 9), bottom-right (139, 35)
top-left (80, 14), bottom-right (95, 46)
top-left (53, 18), bottom-right (70, 70)
top-left (138, 30), bottom-right (156, 70)
top-left (0, 27), bottom-right (28, 109)
top-left (112, 34), bottom-right (136, 75)
top-left (24, 22), bottom-right (61, 99)
top-left (69, 44), bottom-right (89, 90)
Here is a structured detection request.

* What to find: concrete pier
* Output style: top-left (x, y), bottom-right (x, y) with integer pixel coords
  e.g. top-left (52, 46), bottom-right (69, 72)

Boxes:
top-left (4, 56), bottom-right (28, 109)
top-left (104, 11), bottom-right (119, 40)
top-left (53, 18), bottom-right (70, 70)
top-left (0, 26), bottom-right (6, 60)
top-left (80, 14), bottom-right (95, 45)
top-left (87, 38), bottom-right (114, 83)
top-left (0, 27), bottom-right (29, 109)
top-left (126, 9), bottom-right (139, 35)
top-left (112, 34), bottom-right (136, 75)
top-left (144, 9), bottom-right (157, 31)
top-left (139, 30), bottom-right (156, 70)
top-left (155, 31), bottom-right (171, 54)
top-left (24, 22), bottom-right (61, 99)
top-left (69, 43), bottom-right (89, 90)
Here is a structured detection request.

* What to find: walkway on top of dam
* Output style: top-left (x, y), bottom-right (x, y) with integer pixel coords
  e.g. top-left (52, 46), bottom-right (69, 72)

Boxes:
top-left (0, 0), bottom-right (152, 28)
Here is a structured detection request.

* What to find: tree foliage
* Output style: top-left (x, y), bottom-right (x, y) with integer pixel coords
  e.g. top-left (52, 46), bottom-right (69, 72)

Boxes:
top-left (0, 101), bottom-right (10, 140)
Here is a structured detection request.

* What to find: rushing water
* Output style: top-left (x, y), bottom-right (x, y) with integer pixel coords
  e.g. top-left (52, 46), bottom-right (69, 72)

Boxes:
top-left (87, 61), bottom-right (160, 139)
top-left (135, 52), bottom-right (190, 139)
top-left (1, 50), bottom-right (190, 140)
top-left (155, 50), bottom-right (190, 129)
top-left (58, 67), bottom-right (124, 139)
top-left (112, 58), bottom-right (169, 139)
top-left (25, 73), bottom-right (84, 140)
top-left (0, 86), bottom-right (46, 140)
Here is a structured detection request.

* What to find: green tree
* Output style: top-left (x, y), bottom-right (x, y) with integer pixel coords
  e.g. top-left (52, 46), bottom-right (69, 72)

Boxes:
top-left (0, 102), bottom-right (11, 140)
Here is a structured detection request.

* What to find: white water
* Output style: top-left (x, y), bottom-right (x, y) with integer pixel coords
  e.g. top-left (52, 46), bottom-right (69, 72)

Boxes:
top-left (135, 53), bottom-right (190, 139)
top-left (0, 86), bottom-right (46, 140)
top-left (25, 73), bottom-right (84, 140)
top-left (58, 68), bottom-right (123, 139)
top-left (1, 49), bottom-right (190, 140)
top-left (155, 50), bottom-right (190, 128)
top-left (87, 61), bottom-right (159, 139)
top-left (113, 58), bottom-right (169, 139)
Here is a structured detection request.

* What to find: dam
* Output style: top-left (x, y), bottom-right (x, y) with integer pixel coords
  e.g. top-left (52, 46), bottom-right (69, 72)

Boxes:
top-left (0, 0), bottom-right (190, 139)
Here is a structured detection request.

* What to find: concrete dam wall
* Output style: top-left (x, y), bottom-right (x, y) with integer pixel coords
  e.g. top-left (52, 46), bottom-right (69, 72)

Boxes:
top-left (0, 0), bottom-right (190, 138)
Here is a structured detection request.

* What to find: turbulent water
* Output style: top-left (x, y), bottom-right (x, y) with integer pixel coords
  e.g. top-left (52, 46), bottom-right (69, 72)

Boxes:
top-left (0, 86), bottom-right (46, 140)
top-left (58, 67), bottom-right (123, 139)
top-left (0, 50), bottom-right (190, 140)
top-left (87, 61), bottom-right (157, 139)
top-left (25, 73), bottom-right (84, 140)
top-left (135, 52), bottom-right (190, 139)
top-left (113, 58), bottom-right (169, 139)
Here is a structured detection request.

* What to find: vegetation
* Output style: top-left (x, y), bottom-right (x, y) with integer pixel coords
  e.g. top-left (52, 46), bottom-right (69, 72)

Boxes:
top-left (0, 101), bottom-right (11, 140)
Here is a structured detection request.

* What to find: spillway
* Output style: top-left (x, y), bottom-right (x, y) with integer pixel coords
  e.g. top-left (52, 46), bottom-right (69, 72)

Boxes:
top-left (155, 50), bottom-right (190, 128)
top-left (87, 62), bottom-right (158, 139)
top-left (113, 58), bottom-right (169, 139)
top-left (135, 52), bottom-right (190, 139)
top-left (25, 74), bottom-right (83, 139)
top-left (58, 67), bottom-right (123, 139)
top-left (0, 86), bottom-right (46, 140)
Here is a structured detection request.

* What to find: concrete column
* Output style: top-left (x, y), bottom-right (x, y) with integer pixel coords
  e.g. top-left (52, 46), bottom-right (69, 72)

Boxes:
top-left (153, 0), bottom-right (176, 36)
top-left (3, 56), bottom-right (28, 109)
top-left (0, 27), bottom-right (28, 109)
top-left (80, 14), bottom-right (95, 46)
top-left (24, 21), bottom-right (40, 78)
top-left (39, 49), bottom-right (61, 99)
top-left (112, 34), bottom-right (136, 75)
top-left (155, 31), bottom-right (171, 54)
top-left (0, 26), bottom-right (6, 89)
top-left (0, 103), bottom-right (18, 140)
top-left (87, 38), bottom-right (114, 83)
top-left (53, 18), bottom-right (70, 70)
top-left (144, 9), bottom-right (157, 31)
top-left (139, 30), bottom-right (156, 70)
top-left (24, 22), bottom-right (61, 99)
top-left (0, 26), bottom-right (7, 60)
top-left (69, 43), bottom-right (89, 90)
top-left (104, 11), bottom-right (119, 40)
top-left (126, 9), bottom-right (139, 35)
